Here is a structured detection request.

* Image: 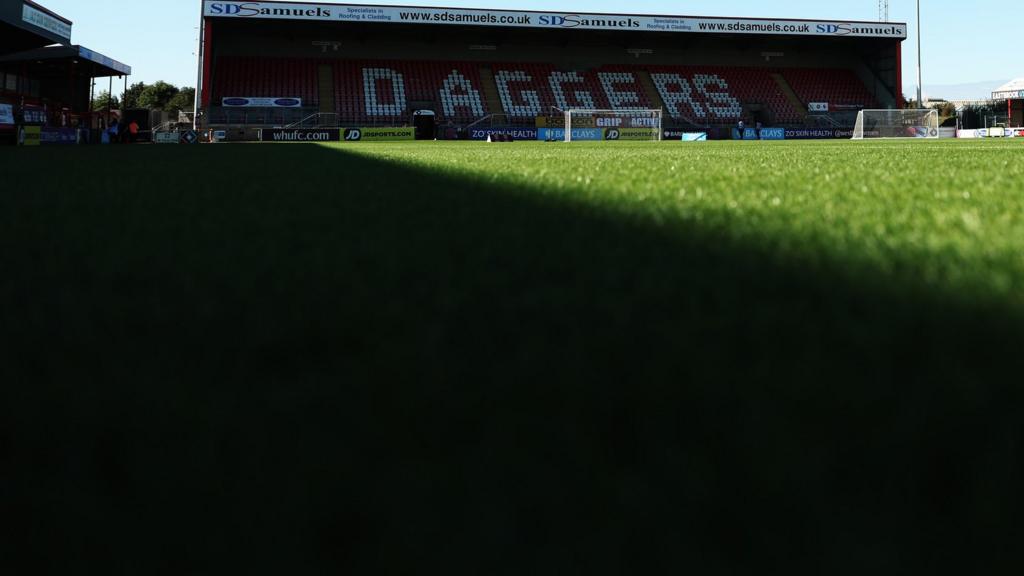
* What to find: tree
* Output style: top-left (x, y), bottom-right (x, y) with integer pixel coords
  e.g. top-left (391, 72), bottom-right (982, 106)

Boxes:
top-left (937, 101), bottom-right (956, 119)
top-left (137, 81), bottom-right (180, 110)
top-left (92, 90), bottom-right (120, 111)
top-left (166, 87), bottom-right (196, 113)
top-left (122, 82), bottom-right (148, 109)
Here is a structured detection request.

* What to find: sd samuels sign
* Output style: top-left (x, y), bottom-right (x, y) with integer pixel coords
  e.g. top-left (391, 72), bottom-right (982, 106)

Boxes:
top-left (206, 2), bottom-right (334, 19)
top-left (202, 2), bottom-right (907, 39)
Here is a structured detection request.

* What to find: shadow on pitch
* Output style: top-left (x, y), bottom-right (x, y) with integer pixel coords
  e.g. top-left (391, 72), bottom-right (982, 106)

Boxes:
top-left (2, 142), bottom-right (1023, 574)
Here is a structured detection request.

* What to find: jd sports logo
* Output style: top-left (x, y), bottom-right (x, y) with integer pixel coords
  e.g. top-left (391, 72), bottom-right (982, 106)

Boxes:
top-left (606, 129), bottom-right (620, 141)
top-left (344, 129), bottom-right (362, 141)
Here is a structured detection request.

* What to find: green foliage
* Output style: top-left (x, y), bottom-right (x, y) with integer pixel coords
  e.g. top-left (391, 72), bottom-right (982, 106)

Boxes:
top-left (90, 90), bottom-right (120, 111)
top-left (121, 81), bottom-right (148, 109)
top-left (137, 80), bottom-right (180, 110)
top-left (166, 87), bottom-right (196, 113)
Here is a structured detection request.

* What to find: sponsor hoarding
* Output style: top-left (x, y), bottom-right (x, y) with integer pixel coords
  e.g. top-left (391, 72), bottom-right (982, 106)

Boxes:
top-left (604, 128), bottom-right (659, 140)
top-left (260, 128), bottom-right (340, 141)
top-left (40, 127), bottom-right (79, 145)
top-left (78, 47), bottom-right (132, 75)
top-left (470, 128), bottom-right (538, 140)
top-left (344, 127), bottom-right (415, 141)
top-left (784, 128), bottom-right (853, 139)
top-left (203, 2), bottom-right (908, 38)
top-left (962, 128), bottom-right (1023, 138)
top-left (0, 103), bottom-right (14, 125)
top-left (18, 126), bottom-right (41, 146)
top-left (223, 97), bottom-right (303, 107)
top-left (993, 90), bottom-right (1024, 100)
top-left (680, 132), bottom-right (708, 141)
top-left (22, 3), bottom-right (72, 40)
top-left (22, 107), bottom-right (45, 124)
top-left (733, 127), bottom-right (786, 140)
top-left (537, 127), bottom-right (604, 141)
top-left (154, 132), bottom-right (180, 144)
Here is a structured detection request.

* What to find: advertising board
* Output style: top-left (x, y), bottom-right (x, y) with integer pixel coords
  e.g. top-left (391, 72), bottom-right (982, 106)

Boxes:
top-left (604, 128), bottom-right (659, 140)
top-left (537, 127), bottom-right (603, 141)
top-left (0, 103), bottom-right (14, 125)
top-left (203, 2), bottom-right (908, 38)
top-left (154, 132), bottom-right (180, 144)
top-left (260, 128), bottom-right (340, 141)
top-left (470, 128), bottom-right (538, 141)
top-left (18, 126), bottom-right (41, 146)
top-left (40, 127), bottom-right (79, 145)
top-left (343, 127), bottom-right (415, 141)
top-left (733, 127), bottom-right (785, 140)
top-left (22, 107), bottom-right (46, 124)
top-left (784, 128), bottom-right (853, 140)
top-left (680, 132), bottom-right (708, 141)
top-left (77, 48), bottom-right (132, 76)
top-left (223, 97), bottom-right (303, 107)
top-left (959, 128), bottom-right (1023, 138)
top-left (22, 3), bottom-right (72, 40)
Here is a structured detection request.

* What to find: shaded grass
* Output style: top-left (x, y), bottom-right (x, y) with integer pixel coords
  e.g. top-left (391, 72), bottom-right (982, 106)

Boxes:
top-left (1, 140), bottom-right (1024, 574)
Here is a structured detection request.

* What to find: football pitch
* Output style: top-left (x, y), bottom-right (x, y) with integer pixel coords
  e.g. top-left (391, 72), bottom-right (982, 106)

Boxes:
top-left (3, 139), bottom-right (1024, 571)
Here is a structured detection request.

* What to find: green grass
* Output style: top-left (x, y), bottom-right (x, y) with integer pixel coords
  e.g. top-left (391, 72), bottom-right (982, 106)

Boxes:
top-left (3, 139), bottom-right (1024, 573)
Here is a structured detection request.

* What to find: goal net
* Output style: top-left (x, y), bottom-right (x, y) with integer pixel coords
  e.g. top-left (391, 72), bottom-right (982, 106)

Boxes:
top-left (564, 109), bottom-right (663, 142)
top-left (852, 109), bottom-right (940, 140)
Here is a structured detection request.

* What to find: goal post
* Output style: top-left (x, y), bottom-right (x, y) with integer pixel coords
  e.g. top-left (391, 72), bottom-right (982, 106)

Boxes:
top-left (852, 109), bottom-right (940, 140)
top-left (564, 109), bottom-right (663, 142)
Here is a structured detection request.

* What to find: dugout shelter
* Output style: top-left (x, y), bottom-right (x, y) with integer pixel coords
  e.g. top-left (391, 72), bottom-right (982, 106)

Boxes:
top-left (196, 1), bottom-right (908, 141)
top-left (0, 0), bottom-right (131, 144)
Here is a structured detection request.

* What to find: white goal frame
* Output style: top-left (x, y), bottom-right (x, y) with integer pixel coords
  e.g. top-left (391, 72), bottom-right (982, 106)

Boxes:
top-left (852, 109), bottom-right (940, 140)
top-left (564, 109), bottom-right (663, 142)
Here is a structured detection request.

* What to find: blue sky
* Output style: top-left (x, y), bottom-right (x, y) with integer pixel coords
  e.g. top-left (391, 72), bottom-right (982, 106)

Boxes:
top-left (37, 0), bottom-right (1018, 100)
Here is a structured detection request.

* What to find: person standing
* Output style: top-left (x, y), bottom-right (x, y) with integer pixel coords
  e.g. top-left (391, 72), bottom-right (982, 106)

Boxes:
top-left (128, 119), bottom-right (139, 144)
top-left (737, 119), bottom-right (745, 140)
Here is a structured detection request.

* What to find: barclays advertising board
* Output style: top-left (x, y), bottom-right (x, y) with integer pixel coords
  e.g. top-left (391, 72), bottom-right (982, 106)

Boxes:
top-left (732, 127), bottom-right (785, 140)
top-left (537, 127), bottom-right (604, 141)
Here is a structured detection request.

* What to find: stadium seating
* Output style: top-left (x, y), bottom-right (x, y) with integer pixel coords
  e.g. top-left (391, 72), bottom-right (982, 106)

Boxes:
top-left (334, 60), bottom-right (488, 125)
top-left (209, 56), bottom-right (876, 127)
top-left (782, 68), bottom-right (880, 110)
top-left (215, 57), bottom-right (318, 105)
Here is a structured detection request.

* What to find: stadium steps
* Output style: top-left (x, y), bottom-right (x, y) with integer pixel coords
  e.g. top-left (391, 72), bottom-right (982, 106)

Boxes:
top-left (318, 64), bottom-right (335, 115)
top-left (635, 70), bottom-right (667, 115)
top-left (769, 72), bottom-right (807, 118)
top-left (478, 66), bottom-right (506, 116)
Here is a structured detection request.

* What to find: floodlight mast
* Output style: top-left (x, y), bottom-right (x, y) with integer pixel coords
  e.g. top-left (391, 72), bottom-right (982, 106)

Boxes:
top-left (194, 0), bottom-right (205, 130)
top-left (921, 0), bottom-right (929, 107)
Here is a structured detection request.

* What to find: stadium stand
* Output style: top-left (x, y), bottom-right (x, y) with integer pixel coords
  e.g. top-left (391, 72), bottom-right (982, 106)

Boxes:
top-left (1, 1), bottom-right (131, 145)
top-left (207, 58), bottom-right (873, 128)
top-left (198, 2), bottom-right (906, 139)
